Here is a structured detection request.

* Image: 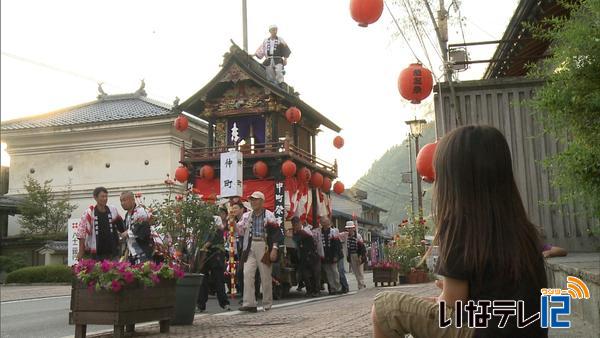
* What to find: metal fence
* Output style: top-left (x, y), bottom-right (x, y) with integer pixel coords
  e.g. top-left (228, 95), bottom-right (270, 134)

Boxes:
top-left (434, 77), bottom-right (598, 251)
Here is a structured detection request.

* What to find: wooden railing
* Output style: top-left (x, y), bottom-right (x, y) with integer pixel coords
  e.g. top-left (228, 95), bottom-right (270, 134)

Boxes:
top-left (182, 140), bottom-right (337, 175)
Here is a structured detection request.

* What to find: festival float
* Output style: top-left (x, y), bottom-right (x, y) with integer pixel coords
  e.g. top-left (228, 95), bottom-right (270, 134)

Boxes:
top-left (174, 43), bottom-right (344, 298)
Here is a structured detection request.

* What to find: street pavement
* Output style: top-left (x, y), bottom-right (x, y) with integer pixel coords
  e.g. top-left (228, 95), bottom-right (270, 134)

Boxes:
top-left (1, 271), bottom-right (390, 338)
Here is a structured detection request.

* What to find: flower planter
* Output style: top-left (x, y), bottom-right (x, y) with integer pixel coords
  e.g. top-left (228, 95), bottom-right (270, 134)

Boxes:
top-left (172, 273), bottom-right (204, 325)
top-left (69, 279), bottom-right (176, 338)
top-left (372, 267), bottom-right (399, 287)
top-left (406, 270), bottom-right (429, 284)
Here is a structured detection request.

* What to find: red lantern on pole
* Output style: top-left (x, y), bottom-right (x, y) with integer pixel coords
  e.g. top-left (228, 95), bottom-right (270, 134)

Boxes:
top-left (174, 115), bottom-right (189, 132)
top-left (398, 63), bottom-right (434, 104)
top-left (322, 177), bottom-right (332, 192)
top-left (253, 161), bottom-right (268, 179)
top-left (285, 107), bottom-right (302, 124)
top-left (297, 167), bottom-right (311, 183)
top-left (200, 165), bottom-right (215, 180)
top-left (310, 172), bottom-right (324, 188)
top-left (350, 0), bottom-right (384, 27)
top-left (333, 181), bottom-right (345, 194)
top-left (333, 136), bottom-right (345, 149)
top-left (175, 166), bottom-right (189, 183)
top-left (282, 160), bottom-right (297, 178)
top-left (416, 142), bottom-right (437, 181)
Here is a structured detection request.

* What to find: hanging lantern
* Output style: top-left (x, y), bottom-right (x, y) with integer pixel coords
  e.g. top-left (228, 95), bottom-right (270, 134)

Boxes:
top-left (322, 177), bottom-right (332, 192)
top-left (174, 115), bottom-right (189, 132)
top-left (333, 181), bottom-right (345, 194)
top-left (333, 136), bottom-right (345, 149)
top-left (174, 166), bottom-right (189, 183)
top-left (398, 63), bottom-right (434, 104)
top-left (253, 161), bottom-right (269, 179)
top-left (310, 172), bottom-right (324, 188)
top-left (200, 165), bottom-right (215, 180)
top-left (285, 106), bottom-right (302, 124)
top-left (297, 167), bottom-right (311, 183)
top-left (416, 142), bottom-right (437, 181)
top-left (350, 0), bottom-right (384, 27)
top-left (282, 160), bottom-right (297, 178)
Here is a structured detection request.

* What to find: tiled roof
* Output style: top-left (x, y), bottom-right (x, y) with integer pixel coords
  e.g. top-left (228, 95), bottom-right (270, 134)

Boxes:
top-left (1, 93), bottom-right (174, 131)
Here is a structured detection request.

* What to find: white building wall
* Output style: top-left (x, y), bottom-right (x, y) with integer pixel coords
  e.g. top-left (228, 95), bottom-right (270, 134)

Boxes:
top-left (3, 118), bottom-right (206, 236)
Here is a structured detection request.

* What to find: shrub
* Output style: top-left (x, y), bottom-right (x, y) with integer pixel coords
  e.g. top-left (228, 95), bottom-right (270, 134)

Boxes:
top-left (0, 255), bottom-right (27, 273)
top-left (5, 265), bottom-right (72, 283)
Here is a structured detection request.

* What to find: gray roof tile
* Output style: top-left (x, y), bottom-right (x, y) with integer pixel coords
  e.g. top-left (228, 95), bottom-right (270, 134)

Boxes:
top-left (1, 94), bottom-right (174, 131)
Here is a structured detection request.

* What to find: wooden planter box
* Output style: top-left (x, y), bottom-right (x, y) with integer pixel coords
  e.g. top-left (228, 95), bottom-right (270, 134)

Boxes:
top-left (406, 270), bottom-right (429, 284)
top-left (373, 267), bottom-right (399, 286)
top-left (69, 279), bottom-right (176, 338)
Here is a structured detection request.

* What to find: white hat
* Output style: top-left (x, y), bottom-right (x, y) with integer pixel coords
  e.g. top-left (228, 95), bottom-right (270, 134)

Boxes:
top-left (269, 24), bottom-right (278, 30)
top-left (345, 221), bottom-right (356, 229)
top-left (249, 191), bottom-right (265, 200)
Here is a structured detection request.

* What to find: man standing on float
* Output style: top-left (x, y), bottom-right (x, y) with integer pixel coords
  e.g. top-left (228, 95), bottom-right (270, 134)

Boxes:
top-left (254, 24), bottom-right (291, 85)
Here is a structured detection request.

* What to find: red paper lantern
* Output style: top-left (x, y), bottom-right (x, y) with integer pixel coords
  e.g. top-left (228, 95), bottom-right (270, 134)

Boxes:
top-left (282, 160), bottom-right (297, 178)
top-left (311, 172), bottom-right (324, 188)
top-left (322, 177), bottom-right (332, 192)
top-left (398, 63), bottom-right (434, 104)
top-left (285, 106), bottom-right (302, 124)
top-left (253, 160), bottom-right (269, 179)
top-left (200, 165), bottom-right (215, 180)
top-left (333, 181), bottom-right (345, 194)
top-left (297, 167), bottom-right (311, 183)
top-left (174, 166), bottom-right (189, 183)
top-left (333, 136), bottom-right (345, 149)
top-left (416, 142), bottom-right (437, 181)
top-left (174, 115), bottom-right (189, 132)
top-left (350, 0), bottom-right (384, 27)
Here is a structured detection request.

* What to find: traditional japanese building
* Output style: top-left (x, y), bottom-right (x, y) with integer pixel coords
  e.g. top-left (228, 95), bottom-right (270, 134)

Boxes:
top-left (177, 43), bottom-right (342, 227)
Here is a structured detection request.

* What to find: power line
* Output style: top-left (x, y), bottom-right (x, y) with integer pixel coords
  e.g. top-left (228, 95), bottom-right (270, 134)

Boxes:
top-left (384, 0), bottom-right (422, 63)
top-left (400, 0), bottom-right (436, 73)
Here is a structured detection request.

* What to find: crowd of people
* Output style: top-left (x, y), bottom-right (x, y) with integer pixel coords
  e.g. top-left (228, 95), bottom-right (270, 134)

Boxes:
top-left (74, 187), bottom-right (371, 315)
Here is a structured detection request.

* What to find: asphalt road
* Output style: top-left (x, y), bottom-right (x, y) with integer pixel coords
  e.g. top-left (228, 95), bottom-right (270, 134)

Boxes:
top-left (1, 272), bottom-right (369, 338)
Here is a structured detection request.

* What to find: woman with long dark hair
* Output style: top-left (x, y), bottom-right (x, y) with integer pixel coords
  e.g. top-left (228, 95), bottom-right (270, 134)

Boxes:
top-left (372, 125), bottom-right (548, 337)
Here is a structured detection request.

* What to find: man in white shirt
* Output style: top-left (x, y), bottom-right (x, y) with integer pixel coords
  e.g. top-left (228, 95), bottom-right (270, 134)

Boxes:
top-left (254, 25), bottom-right (291, 84)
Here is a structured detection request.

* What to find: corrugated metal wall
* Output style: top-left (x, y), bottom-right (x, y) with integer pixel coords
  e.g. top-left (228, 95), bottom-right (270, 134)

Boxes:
top-left (434, 77), bottom-right (598, 251)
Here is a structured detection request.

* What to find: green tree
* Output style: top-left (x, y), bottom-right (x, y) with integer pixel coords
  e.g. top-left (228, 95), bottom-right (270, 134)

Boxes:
top-left (19, 175), bottom-right (77, 235)
top-left (527, 0), bottom-right (600, 233)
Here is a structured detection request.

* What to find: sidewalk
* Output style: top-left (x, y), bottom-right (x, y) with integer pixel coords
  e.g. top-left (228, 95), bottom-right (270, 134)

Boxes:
top-left (0, 284), bottom-right (71, 302)
top-left (87, 281), bottom-right (438, 338)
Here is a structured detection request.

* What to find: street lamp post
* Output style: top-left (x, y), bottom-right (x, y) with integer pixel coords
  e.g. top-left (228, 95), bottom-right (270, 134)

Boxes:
top-left (405, 118), bottom-right (427, 221)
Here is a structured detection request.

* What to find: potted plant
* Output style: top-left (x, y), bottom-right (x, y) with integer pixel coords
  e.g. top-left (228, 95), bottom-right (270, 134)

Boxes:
top-left (70, 259), bottom-right (183, 337)
top-left (150, 177), bottom-right (218, 325)
top-left (396, 216), bottom-right (429, 284)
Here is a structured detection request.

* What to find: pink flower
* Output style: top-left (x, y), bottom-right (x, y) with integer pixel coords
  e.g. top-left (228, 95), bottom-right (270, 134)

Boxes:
top-left (111, 280), bottom-right (122, 292)
top-left (87, 281), bottom-right (96, 292)
top-left (175, 194), bottom-right (183, 201)
top-left (122, 271), bottom-right (135, 284)
top-left (173, 265), bottom-right (184, 279)
top-left (150, 274), bottom-right (161, 284)
top-left (100, 260), bottom-right (112, 273)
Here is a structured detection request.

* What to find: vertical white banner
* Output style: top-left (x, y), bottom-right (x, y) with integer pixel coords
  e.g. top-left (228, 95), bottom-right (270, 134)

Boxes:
top-left (220, 151), bottom-right (243, 197)
top-left (68, 218), bottom-right (79, 266)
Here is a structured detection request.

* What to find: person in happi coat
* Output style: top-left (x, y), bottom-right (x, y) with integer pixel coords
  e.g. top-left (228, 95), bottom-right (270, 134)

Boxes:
top-left (254, 24), bottom-right (291, 84)
top-left (76, 187), bottom-right (124, 261)
top-left (118, 191), bottom-right (153, 265)
top-left (197, 210), bottom-right (231, 312)
top-left (291, 216), bottom-right (320, 297)
top-left (237, 191), bottom-right (282, 312)
top-left (321, 217), bottom-right (342, 295)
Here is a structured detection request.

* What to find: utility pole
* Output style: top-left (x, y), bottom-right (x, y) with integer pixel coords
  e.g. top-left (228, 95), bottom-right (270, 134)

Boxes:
top-left (423, 0), bottom-right (462, 126)
top-left (414, 135), bottom-right (423, 221)
top-left (242, 0), bottom-right (248, 52)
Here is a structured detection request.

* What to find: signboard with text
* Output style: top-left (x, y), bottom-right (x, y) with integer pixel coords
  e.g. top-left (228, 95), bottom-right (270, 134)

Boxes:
top-left (220, 151), bottom-right (243, 197)
top-left (67, 218), bottom-right (79, 266)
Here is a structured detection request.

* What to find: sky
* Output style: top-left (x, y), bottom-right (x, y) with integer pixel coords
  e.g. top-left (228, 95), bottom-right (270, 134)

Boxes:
top-left (0, 0), bottom-right (518, 185)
